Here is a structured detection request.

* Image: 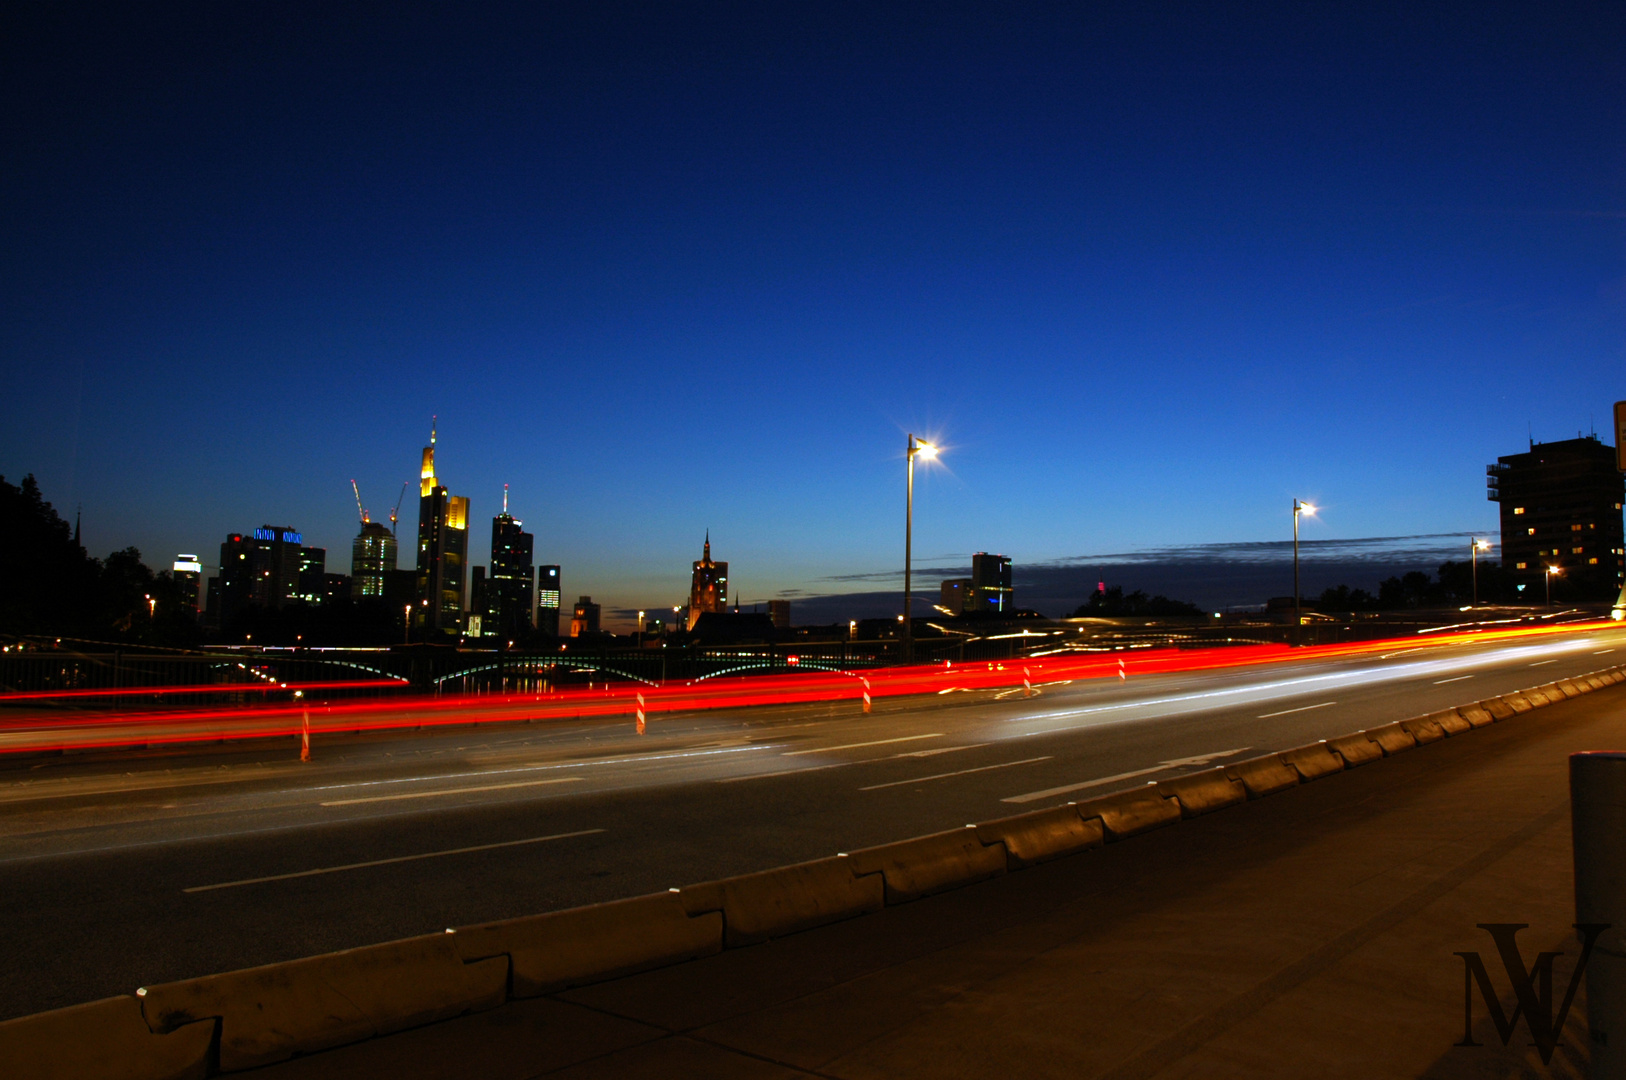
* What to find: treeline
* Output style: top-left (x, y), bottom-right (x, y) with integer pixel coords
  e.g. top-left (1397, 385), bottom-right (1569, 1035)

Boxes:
top-left (1071, 586), bottom-right (1203, 618)
top-left (0, 474), bottom-right (201, 646)
top-left (1317, 559), bottom-right (1521, 611)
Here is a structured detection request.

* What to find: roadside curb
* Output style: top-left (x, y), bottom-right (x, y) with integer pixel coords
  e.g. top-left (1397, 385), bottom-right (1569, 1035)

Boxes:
top-left (4, 666), bottom-right (1622, 1077)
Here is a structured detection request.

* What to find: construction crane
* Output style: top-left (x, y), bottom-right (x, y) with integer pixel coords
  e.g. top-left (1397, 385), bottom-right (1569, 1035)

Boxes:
top-left (350, 480), bottom-right (370, 524)
top-left (390, 481), bottom-right (408, 536)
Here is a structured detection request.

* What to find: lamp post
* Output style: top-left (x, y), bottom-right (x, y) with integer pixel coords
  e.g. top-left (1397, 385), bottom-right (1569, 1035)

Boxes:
top-left (1292, 499), bottom-right (1316, 646)
top-left (1471, 538), bottom-right (1491, 606)
top-left (904, 434), bottom-right (938, 663)
top-left (636, 610), bottom-right (644, 649)
top-left (1546, 565), bottom-right (1561, 609)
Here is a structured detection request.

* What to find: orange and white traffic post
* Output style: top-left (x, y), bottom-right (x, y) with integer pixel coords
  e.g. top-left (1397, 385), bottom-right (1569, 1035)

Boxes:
top-left (1118, 657), bottom-right (1126, 683)
top-left (297, 691), bottom-right (311, 762)
top-left (636, 692), bottom-right (647, 735)
top-left (1023, 666), bottom-right (1032, 698)
top-left (862, 677), bottom-right (872, 714)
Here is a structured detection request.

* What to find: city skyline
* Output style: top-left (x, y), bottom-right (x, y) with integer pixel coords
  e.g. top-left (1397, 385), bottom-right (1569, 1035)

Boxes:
top-left (3, 3), bottom-right (1622, 626)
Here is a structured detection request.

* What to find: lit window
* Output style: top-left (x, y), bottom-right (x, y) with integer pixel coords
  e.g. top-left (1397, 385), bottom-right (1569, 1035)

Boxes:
top-left (1573, 524), bottom-right (1584, 531)
top-left (1574, 547), bottom-right (1585, 554)
top-left (1591, 558), bottom-right (1599, 565)
top-left (1527, 528), bottom-right (1536, 535)
top-left (1517, 562), bottom-right (1528, 569)
top-left (1514, 507), bottom-right (1525, 514)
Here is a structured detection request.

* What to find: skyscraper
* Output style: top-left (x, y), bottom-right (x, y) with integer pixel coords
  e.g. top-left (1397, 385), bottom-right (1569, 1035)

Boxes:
top-left (687, 533), bottom-right (728, 631)
top-left (172, 555), bottom-right (202, 617)
top-left (1488, 435), bottom-right (1625, 597)
top-left (536, 565), bottom-right (561, 637)
top-left (488, 486), bottom-right (535, 640)
top-left (216, 527), bottom-right (306, 626)
top-left (970, 552), bottom-right (1013, 613)
top-left (414, 421), bottom-right (470, 634)
top-left (350, 521), bottom-right (397, 599)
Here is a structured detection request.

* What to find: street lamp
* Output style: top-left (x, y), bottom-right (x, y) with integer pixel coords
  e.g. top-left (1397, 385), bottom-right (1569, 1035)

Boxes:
top-left (1546, 565), bottom-right (1562, 609)
top-left (904, 434), bottom-right (938, 662)
top-left (1471, 538), bottom-right (1492, 606)
top-left (637, 610), bottom-right (645, 648)
top-left (1292, 499), bottom-right (1316, 645)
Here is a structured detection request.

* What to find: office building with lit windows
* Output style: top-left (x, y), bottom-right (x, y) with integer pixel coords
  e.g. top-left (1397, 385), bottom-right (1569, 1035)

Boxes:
top-left (488, 494), bottom-right (535, 640)
top-left (414, 422), bottom-right (470, 634)
top-left (172, 555), bottom-right (203, 617)
top-left (216, 526), bottom-right (307, 627)
top-left (350, 521), bottom-right (398, 599)
top-left (537, 565), bottom-right (561, 636)
top-left (1488, 435), bottom-right (1625, 598)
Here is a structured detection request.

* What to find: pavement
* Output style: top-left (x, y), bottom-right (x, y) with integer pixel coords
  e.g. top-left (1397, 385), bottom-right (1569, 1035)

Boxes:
top-left (8, 627), bottom-right (1623, 1021)
top-left (239, 666), bottom-right (1622, 1079)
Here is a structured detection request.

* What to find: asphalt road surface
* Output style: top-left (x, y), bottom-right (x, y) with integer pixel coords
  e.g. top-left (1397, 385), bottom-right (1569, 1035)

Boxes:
top-left (3, 624), bottom-right (1623, 1020)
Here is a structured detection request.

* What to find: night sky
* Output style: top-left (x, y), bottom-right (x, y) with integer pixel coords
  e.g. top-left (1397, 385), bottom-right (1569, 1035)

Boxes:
top-left (3, 3), bottom-right (1622, 624)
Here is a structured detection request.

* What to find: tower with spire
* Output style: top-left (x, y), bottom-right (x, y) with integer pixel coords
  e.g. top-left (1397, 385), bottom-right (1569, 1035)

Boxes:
top-left (486, 483), bottom-right (535, 640)
top-left (414, 417), bottom-right (471, 635)
top-left (686, 531), bottom-right (729, 631)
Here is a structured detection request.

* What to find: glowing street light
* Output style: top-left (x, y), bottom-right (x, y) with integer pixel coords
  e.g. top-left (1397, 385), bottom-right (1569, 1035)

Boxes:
top-left (1546, 565), bottom-right (1562, 609)
top-left (904, 434), bottom-right (939, 662)
top-left (1471, 538), bottom-right (1492, 606)
top-left (1292, 499), bottom-right (1317, 645)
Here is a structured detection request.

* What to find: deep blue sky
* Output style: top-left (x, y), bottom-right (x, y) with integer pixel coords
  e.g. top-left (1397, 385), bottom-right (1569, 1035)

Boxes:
top-left (3, 2), bottom-right (1622, 623)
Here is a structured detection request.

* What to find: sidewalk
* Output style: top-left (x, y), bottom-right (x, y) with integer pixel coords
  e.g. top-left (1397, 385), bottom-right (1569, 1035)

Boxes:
top-left (252, 689), bottom-right (1620, 1079)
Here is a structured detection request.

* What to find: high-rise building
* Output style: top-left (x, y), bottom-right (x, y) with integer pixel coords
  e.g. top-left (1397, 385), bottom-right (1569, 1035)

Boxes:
top-left (687, 533), bottom-right (728, 630)
top-left (469, 566), bottom-right (489, 637)
top-left (1488, 435), bottom-right (1625, 598)
top-left (570, 596), bottom-right (601, 637)
top-left (768, 599), bottom-right (791, 629)
top-left (350, 521), bottom-right (397, 599)
top-left (295, 546), bottom-right (327, 604)
top-left (488, 488), bottom-right (535, 640)
top-left (939, 578), bottom-right (971, 615)
top-left (172, 555), bottom-right (203, 617)
top-left (414, 421), bottom-right (470, 634)
top-left (969, 552), bottom-right (1014, 613)
top-left (217, 526), bottom-right (306, 626)
top-left (536, 565), bottom-right (561, 637)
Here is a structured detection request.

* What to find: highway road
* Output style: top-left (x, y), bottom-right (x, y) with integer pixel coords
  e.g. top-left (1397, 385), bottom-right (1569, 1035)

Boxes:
top-left (3, 622), bottom-right (1624, 1021)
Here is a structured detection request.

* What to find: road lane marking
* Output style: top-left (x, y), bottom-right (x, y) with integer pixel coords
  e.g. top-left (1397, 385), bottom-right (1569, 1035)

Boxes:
top-left (182, 829), bottom-right (604, 893)
top-left (321, 777), bottom-right (584, 806)
top-left (1001, 748), bottom-right (1251, 804)
top-left (781, 734), bottom-right (942, 756)
top-left (893, 743), bottom-right (985, 758)
top-left (858, 757), bottom-right (1052, 791)
top-left (1257, 701), bottom-right (1337, 719)
top-left (1529, 659), bottom-right (1557, 667)
top-left (1596, 649), bottom-right (1616, 654)
top-left (1433, 675), bottom-right (1473, 684)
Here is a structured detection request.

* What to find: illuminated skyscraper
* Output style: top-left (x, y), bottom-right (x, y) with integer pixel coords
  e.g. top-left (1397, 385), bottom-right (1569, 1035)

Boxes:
top-left (536, 565), bottom-right (561, 637)
top-left (172, 555), bottom-right (203, 617)
top-left (414, 420), bottom-right (470, 634)
top-left (1488, 435), bottom-right (1625, 597)
top-left (687, 533), bottom-right (728, 631)
top-left (217, 526), bottom-right (305, 626)
top-left (488, 486), bottom-right (535, 640)
top-left (350, 521), bottom-right (397, 599)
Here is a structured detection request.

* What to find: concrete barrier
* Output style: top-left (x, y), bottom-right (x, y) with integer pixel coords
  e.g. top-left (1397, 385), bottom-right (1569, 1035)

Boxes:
top-left (975, 804), bottom-right (1104, 869)
top-left (1080, 786), bottom-right (1182, 839)
top-left (1158, 767), bottom-right (1247, 816)
top-left (1483, 697), bottom-right (1517, 720)
top-left (1326, 732), bottom-right (1383, 767)
top-left (1365, 721), bottom-right (1417, 754)
top-left (1225, 755), bottom-right (1300, 798)
top-left (676, 855), bottom-right (884, 946)
top-left (1400, 714), bottom-right (1448, 744)
top-left (1504, 692), bottom-right (1536, 713)
top-left (1457, 703), bottom-right (1494, 728)
top-left (0, 995), bottom-right (213, 1080)
top-left (1279, 742), bottom-right (1345, 781)
top-left (1586, 675), bottom-right (1608, 691)
top-left (1428, 708), bottom-right (1472, 736)
top-left (846, 826), bottom-right (1007, 903)
top-left (454, 891), bottom-right (722, 998)
top-left (1557, 679), bottom-right (1583, 698)
top-left (1526, 687), bottom-right (1554, 708)
top-left (139, 933), bottom-right (507, 1071)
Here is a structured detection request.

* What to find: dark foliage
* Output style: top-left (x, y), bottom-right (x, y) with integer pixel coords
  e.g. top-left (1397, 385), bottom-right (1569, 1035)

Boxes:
top-left (1072, 585), bottom-right (1203, 618)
